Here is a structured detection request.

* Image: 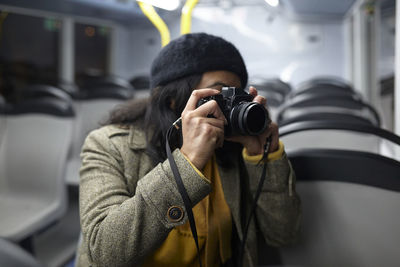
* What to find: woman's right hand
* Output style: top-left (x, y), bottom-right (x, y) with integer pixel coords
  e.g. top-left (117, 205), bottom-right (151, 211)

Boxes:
top-left (180, 89), bottom-right (227, 170)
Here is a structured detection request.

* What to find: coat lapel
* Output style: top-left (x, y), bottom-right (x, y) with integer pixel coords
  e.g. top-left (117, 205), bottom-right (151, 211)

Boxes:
top-left (128, 126), bottom-right (147, 150)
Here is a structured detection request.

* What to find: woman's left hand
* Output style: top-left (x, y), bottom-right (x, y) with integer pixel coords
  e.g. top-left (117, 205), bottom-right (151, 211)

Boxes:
top-left (226, 86), bottom-right (280, 156)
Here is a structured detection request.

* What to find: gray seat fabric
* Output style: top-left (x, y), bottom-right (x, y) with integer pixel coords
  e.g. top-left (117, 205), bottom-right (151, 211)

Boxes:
top-left (249, 77), bottom-right (292, 97)
top-left (18, 84), bottom-right (72, 102)
top-left (282, 129), bottom-right (381, 154)
top-left (280, 117), bottom-right (379, 154)
top-left (290, 76), bottom-right (358, 99)
top-left (281, 181), bottom-right (400, 267)
top-left (65, 84), bottom-right (133, 185)
top-left (279, 109), bottom-right (376, 127)
top-left (257, 90), bottom-right (284, 107)
top-left (79, 75), bottom-right (133, 92)
top-left (249, 78), bottom-right (291, 108)
top-left (280, 149), bottom-right (400, 267)
top-left (0, 98), bottom-right (74, 242)
top-left (280, 121), bottom-right (400, 159)
top-left (276, 94), bottom-right (381, 127)
top-left (0, 238), bottom-right (43, 267)
top-left (130, 75), bottom-right (150, 90)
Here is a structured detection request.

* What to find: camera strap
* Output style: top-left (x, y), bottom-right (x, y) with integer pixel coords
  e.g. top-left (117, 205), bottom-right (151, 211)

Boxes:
top-left (238, 137), bottom-right (271, 266)
top-left (165, 118), bottom-right (270, 267)
top-left (165, 120), bottom-right (203, 267)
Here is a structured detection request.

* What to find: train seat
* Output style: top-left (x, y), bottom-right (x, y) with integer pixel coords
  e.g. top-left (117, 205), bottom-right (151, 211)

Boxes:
top-left (249, 77), bottom-right (292, 97)
top-left (0, 97), bottom-right (75, 242)
top-left (65, 78), bottom-right (134, 185)
top-left (130, 75), bottom-right (151, 99)
top-left (18, 84), bottom-right (72, 102)
top-left (279, 121), bottom-right (400, 160)
top-left (278, 109), bottom-right (377, 127)
top-left (276, 93), bottom-right (381, 127)
top-left (289, 76), bottom-right (359, 99)
top-left (248, 78), bottom-right (292, 121)
top-left (130, 75), bottom-right (150, 90)
top-left (0, 238), bottom-right (43, 267)
top-left (279, 148), bottom-right (400, 267)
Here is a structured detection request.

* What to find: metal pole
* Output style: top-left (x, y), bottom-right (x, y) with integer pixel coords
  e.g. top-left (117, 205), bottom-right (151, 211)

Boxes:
top-left (395, 0), bottom-right (400, 136)
top-left (350, 0), bottom-right (379, 107)
top-left (59, 17), bottom-right (74, 84)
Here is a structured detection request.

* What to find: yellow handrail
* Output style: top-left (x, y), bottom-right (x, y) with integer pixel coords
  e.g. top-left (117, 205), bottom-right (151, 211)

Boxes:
top-left (138, 2), bottom-right (170, 47)
top-left (180, 0), bottom-right (198, 35)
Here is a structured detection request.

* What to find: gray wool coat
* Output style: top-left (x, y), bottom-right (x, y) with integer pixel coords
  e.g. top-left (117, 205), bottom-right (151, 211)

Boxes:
top-left (77, 124), bottom-right (301, 267)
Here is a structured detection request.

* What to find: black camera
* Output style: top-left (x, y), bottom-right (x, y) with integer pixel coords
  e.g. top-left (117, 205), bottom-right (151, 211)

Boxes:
top-left (197, 87), bottom-right (270, 136)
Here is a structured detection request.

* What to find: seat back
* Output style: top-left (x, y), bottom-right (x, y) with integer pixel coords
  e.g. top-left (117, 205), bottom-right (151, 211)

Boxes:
top-left (279, 109), bottom-right (376, 127)
top-left (130, 75), bottom-right (150, 90)
top-left (249, 77), bottom-right (292, 97)
top-left (280, 149), bottom-right (400, 267)
top-left (257, 90), bottom-right (284, 107)
top-left (66, 80), bottom-right (133, 185)
top-left (277, 94), bottom-right (381, 127)
top-left (280, 121), bottom-right (400, 158)
top-left (291, 83), bottom-right (357, 99)
top-left (69, 98), bottom-right (124, 158)
top-left (0, 97), bottom-right (74, 199)
top-left (18, 84), bottom-right (72, 102)
top-left (79, 75), bottom-right (133, 91)
top-left (293, 76), bottom-right (355, 96)
top-left (0, 238), bottom-right (43, 267)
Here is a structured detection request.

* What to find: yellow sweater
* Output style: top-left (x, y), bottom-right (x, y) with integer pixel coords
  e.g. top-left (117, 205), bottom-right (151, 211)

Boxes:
top-left (142, 154), bottom-right (232, 267)
top-left (143, 141), bottom-right (284, 266)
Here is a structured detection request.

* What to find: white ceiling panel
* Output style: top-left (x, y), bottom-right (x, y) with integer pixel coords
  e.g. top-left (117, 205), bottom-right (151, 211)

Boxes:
top-left (281, 0), bottom-right (356, 16)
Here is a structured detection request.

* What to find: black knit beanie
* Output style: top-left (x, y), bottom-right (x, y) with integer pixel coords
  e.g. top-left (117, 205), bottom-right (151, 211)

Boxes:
top-left (150, 32), bottom-right (248, 89)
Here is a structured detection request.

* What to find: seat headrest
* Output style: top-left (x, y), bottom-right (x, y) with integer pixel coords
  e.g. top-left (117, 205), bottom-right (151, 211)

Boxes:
top-left (299, 76), bottom-right (353, 91)
top-left (278, 94), bottom-right (381, 126)
top-left (5, 97), bottom-right (75, 117)
top-left (76, 75), bottom-right (134, 100)
top-left (249, 78), bottom-right (292, 96)
top-left (278, 111), bottom-right (375, 127)
top-left (19, 84), bottom-right (72, 102)
top-left (75, 87), bottom-right (133, 100)
top-left (288, 148), bottom-right (400, 191)
top-left (130, 75), bottom-right (150, 90)
top-left (80, 75), bottom-right (133, 91)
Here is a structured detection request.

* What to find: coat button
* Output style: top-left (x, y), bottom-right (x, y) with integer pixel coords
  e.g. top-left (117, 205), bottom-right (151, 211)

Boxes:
top-left (167, 206), bottom-right (184, 222)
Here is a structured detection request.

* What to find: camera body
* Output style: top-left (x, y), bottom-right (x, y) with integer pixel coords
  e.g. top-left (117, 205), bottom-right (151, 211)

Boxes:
top-left (197, 87), bottom-right (270, 136)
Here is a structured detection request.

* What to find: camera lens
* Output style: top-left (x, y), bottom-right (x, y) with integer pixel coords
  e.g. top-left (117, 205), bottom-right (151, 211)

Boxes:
top-left (232, 102), bottom-right (269, 135)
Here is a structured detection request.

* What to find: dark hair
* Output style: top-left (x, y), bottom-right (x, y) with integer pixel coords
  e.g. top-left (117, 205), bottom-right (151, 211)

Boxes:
top-left (104, 98), bottom-right (148, 126)
top-left (144, 74), bottom-right (202, 163)
top-left (105, 73), bottom-right (241, 167)
top-left (105, 74), bottom-right (202, 164)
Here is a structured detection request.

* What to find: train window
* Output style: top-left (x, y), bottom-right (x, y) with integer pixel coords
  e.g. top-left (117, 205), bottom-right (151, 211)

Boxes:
top-left (74, 23), bottom-right (111, 87)
top-left (0, 12), bottom-right (60, 101)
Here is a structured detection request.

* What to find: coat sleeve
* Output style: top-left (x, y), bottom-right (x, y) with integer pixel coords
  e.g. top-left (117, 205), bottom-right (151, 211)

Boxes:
top-left (244, 146), bottom-right (302, 247)
top-left (79, 128), bottom-right (211, 266)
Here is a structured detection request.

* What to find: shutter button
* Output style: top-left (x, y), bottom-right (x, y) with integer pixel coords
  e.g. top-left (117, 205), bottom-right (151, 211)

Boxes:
top-left (167, 206), bottom-right (184, 222)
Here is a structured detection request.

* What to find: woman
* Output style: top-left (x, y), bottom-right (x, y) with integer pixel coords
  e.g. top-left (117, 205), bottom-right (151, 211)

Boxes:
top-left (77, 32), bottom-right (301, 267)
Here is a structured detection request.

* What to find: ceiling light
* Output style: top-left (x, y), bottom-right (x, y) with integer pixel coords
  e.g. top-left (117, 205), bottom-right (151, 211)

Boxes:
top-left (136, 0), bottom-right (180, 11)
top-left (265, 0), bottom-right (279, 8)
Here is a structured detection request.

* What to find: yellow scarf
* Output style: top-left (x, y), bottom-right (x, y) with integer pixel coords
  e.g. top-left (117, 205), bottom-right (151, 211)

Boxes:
top-left (143, 155), bottom-right (232, 266)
